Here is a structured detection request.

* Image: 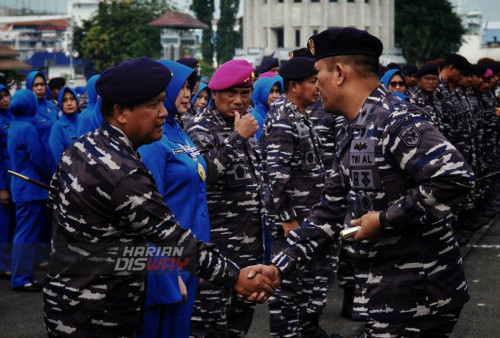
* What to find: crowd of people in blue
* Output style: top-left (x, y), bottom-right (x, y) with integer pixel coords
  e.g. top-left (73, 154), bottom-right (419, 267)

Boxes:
top-left (0, 26), bottom-right (499, 337)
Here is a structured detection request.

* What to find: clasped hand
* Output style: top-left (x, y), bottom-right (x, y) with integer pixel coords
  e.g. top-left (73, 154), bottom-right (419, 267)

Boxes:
top-left (233, 264), bottom-right (282, 303)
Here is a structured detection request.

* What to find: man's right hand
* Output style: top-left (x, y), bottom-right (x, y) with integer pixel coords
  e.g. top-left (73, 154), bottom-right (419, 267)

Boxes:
top-left (282, 220), bottom-right (300, 237)
top-left (234, 111), bottom-right (258, 138)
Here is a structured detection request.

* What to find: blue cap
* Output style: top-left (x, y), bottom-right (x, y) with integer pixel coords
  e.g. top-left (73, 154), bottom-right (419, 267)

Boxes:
top-left (96, 57), bottom-right (172, 105)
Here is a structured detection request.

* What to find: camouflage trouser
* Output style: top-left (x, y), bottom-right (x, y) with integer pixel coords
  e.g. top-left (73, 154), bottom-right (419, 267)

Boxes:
top-left (268, 229), bottom-right (339, 337)
top-left (190, 280), bottom-right (256, 338)
top-left (337, 241), bottom-right (355, 290)
top-left (364, 307), bottom-right (462, 338)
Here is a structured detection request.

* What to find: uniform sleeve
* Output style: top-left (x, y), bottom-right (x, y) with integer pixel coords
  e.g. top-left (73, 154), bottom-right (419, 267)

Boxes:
top-left (111, 168), bottom-right (240, 289)
top-left (262, 115), bottom-right (297, 222)
top-left (383, 114), bottom-right (475, 234)
top-left (25, 124), bottom-right (52, 182)
top-left (187, 118), bottom-right (247, 184)
top-left (138, 142), bottom-right (166, 197)
top-left (48, 123), bottom-right (66, 170)
top-left (272, 160), bottom-right (348, 276)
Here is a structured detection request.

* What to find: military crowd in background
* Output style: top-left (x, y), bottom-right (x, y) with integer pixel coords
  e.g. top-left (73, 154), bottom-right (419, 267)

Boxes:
top-left (0, 26), bottom-right (499, 338)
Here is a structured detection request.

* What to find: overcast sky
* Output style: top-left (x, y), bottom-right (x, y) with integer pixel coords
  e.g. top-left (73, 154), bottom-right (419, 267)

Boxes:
top-left (1, 0), bottom-right (499, 22)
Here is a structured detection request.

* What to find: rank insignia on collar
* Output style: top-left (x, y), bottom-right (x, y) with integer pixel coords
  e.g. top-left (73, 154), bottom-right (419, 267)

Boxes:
top-left (308, 39), bottom-right (315, 56)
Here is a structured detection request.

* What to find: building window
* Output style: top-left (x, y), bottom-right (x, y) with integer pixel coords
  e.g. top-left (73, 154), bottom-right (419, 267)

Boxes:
top-left (311, 0), bottom-right (320, 2)
top-left (278, 0), bottom-right (284, 3)
top-left (274, 28), bottom-right (284, 48)
top-left (313, 29), bottom-right (319, 35)
top-left (365, 0), bottom-right (369, 3)
top-left (329, 0), bottom-right (337, 2)
top-left (295, 30), bottom-right (301, 47)
top-left (348, 0), bottom-right (354, 3)
top-left (294, 0), bottom-right (302, 2)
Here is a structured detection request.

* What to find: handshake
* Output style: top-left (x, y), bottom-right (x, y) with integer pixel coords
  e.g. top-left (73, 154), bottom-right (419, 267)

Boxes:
top-left (233, 264), bottom-right (282, 303)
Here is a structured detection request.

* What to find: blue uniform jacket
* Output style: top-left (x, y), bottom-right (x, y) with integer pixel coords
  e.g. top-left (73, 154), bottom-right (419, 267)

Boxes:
top-left (77, 74), bottom-right (102, 137)
top-left (7, 89), bottom-right (51, 203)
top-left (139, 60), bottom-right (208, 307)
top-left (48, 87), bottom-right (80, 168)
top-left (251, 76), bottom-right (283, 140)
top-left (25, 71), bottom-right (58, 148)
top-left (0, 85), bottom-right (12, 191)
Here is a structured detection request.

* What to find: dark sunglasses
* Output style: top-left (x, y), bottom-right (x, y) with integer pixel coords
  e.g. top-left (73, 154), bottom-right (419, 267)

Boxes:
top-left (389, 81), bottom-right (405, 87)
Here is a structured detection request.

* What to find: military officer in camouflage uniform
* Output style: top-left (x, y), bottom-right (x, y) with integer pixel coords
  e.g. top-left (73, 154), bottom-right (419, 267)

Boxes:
top-left (408, 64), bottom-right (443, 128)
top-left (43, 57), bottom-right (277, 337)
top-left (260, 57), bottom-right (339, 338)
top-left (187, 59), bottom-right (265, 337)
top-left (266, 27), bottom-right (475, 337)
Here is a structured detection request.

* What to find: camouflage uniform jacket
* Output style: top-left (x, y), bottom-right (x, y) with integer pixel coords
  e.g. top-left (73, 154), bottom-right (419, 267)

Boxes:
top-left (272, 86), bottom-right (475, 321)
top-left (187, 105), bottom-right (264, 267)
top-left (308, 99), bottom-right (345, 172)
top-left (408, 88), bottom-right (443, 129)
top-left (44, 122), bottom-right (239, 336)
top-left (260, 96), bottom-right (325, 229)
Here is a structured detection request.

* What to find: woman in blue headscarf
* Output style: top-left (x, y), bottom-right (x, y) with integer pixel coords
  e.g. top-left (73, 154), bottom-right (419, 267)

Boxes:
top-left (25, 71), bottom-right (58, 171)
top-left (191, 82), bottom-right (212, 114)
top-left (250, 75), bottom-right (283, 140)
top-left (76, 74), bottom-right (101, 137)
top-left (138, 60), bottom-right (210, 338)
top-left (48, 86), bottom-right (80, 168)
top-left (7, 89), bottom-right (52, 292)
top-left (380, 68), bottom-right (408, 101)
top-left (0, 84), bottom-right (14, 279)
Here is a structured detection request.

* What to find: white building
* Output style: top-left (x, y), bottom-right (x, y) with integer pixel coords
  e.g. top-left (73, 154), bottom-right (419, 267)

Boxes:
top-left (242, 0), bottom-right (398, 65)
top-left (458, 10), bottom-right (500, 63)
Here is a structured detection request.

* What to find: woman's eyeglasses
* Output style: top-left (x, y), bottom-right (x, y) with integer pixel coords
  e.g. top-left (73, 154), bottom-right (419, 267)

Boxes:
top-left (389, 81), bottom-right (405, 87)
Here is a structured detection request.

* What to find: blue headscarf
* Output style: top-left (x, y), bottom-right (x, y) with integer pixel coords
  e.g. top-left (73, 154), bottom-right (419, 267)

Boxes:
top-left (156, 59), bottom-right (197, 123)
top-left (380, 69), bottom-right (408, 100)
top-left (251, 75), bottom-right (283, 140)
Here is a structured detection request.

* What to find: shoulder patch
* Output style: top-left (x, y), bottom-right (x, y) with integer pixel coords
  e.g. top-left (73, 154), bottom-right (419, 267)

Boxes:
top-left (389, 115), bottom-right (412, 133)
top-left (399, 125), bottom-right (421, 147)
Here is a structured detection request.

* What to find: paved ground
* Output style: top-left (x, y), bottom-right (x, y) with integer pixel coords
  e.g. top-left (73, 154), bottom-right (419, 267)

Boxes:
top-left (0, 215), bottom-right (498, 338)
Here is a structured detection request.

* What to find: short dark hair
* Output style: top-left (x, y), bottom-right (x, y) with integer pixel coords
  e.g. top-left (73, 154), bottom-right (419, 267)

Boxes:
top-left (325, 54), bottom-right (380, 78)
top-left (100, 97), bottom-right (135, 121)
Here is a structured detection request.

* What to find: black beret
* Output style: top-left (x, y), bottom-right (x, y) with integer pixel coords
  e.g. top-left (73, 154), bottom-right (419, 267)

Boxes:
top-left (403, 64), bottom-right (418, 75)
top-left (289, 47), bottom-right (313, 59)
top-left (307, 27), bottom-right (383, 61)
top-left (176, 57), bottom-right (199, 70)
top-left (484, 62), bottom-right (500, 73)
top-left (279, 57), bottom-right (317, 80)
top-left (257, 57), bottom-right (279, 74)
top-left (472, 64), bottom-right (488, 76)
top-left (48, 77), bottom-right (66, 89)
top-left (445, 53), bottom-right (472, 73)
top-left (416, 64), bottom-right (439, 78)
top-left (96, 57), bottom-right (172, 105)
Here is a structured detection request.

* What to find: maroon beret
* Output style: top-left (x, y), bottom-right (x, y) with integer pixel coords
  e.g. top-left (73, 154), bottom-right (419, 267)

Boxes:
top-left (208, 59), bottom-right (255, 91)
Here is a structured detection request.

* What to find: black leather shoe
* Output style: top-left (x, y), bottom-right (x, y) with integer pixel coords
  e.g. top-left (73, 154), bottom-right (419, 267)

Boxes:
top-left (12, 281), bottom-right (42, 292)
top-left (0, 270), bottom-right (12, 280)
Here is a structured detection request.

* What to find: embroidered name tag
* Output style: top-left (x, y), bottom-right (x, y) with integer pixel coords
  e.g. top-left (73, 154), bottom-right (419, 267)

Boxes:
top-left (173, 148), bottom-right (186, 154)
top-left (350, 138), bottom-right (375, 167)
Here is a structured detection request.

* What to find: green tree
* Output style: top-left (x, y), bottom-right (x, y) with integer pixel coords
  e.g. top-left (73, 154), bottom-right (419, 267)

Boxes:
top-left (395, 0), bottom-right (465, 65)
top-left (216, 0), bottom-right (242, 65)
top-left (74, 0), bottom-right (169, 72)
top-left (191, 0), bottom-right (215, 66)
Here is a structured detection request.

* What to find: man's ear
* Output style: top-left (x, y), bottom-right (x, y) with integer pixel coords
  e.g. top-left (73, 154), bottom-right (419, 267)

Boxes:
top-left (113, 104), bottom-right (128, 124)
top-left (335, 63), bottom-right (346, 87)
